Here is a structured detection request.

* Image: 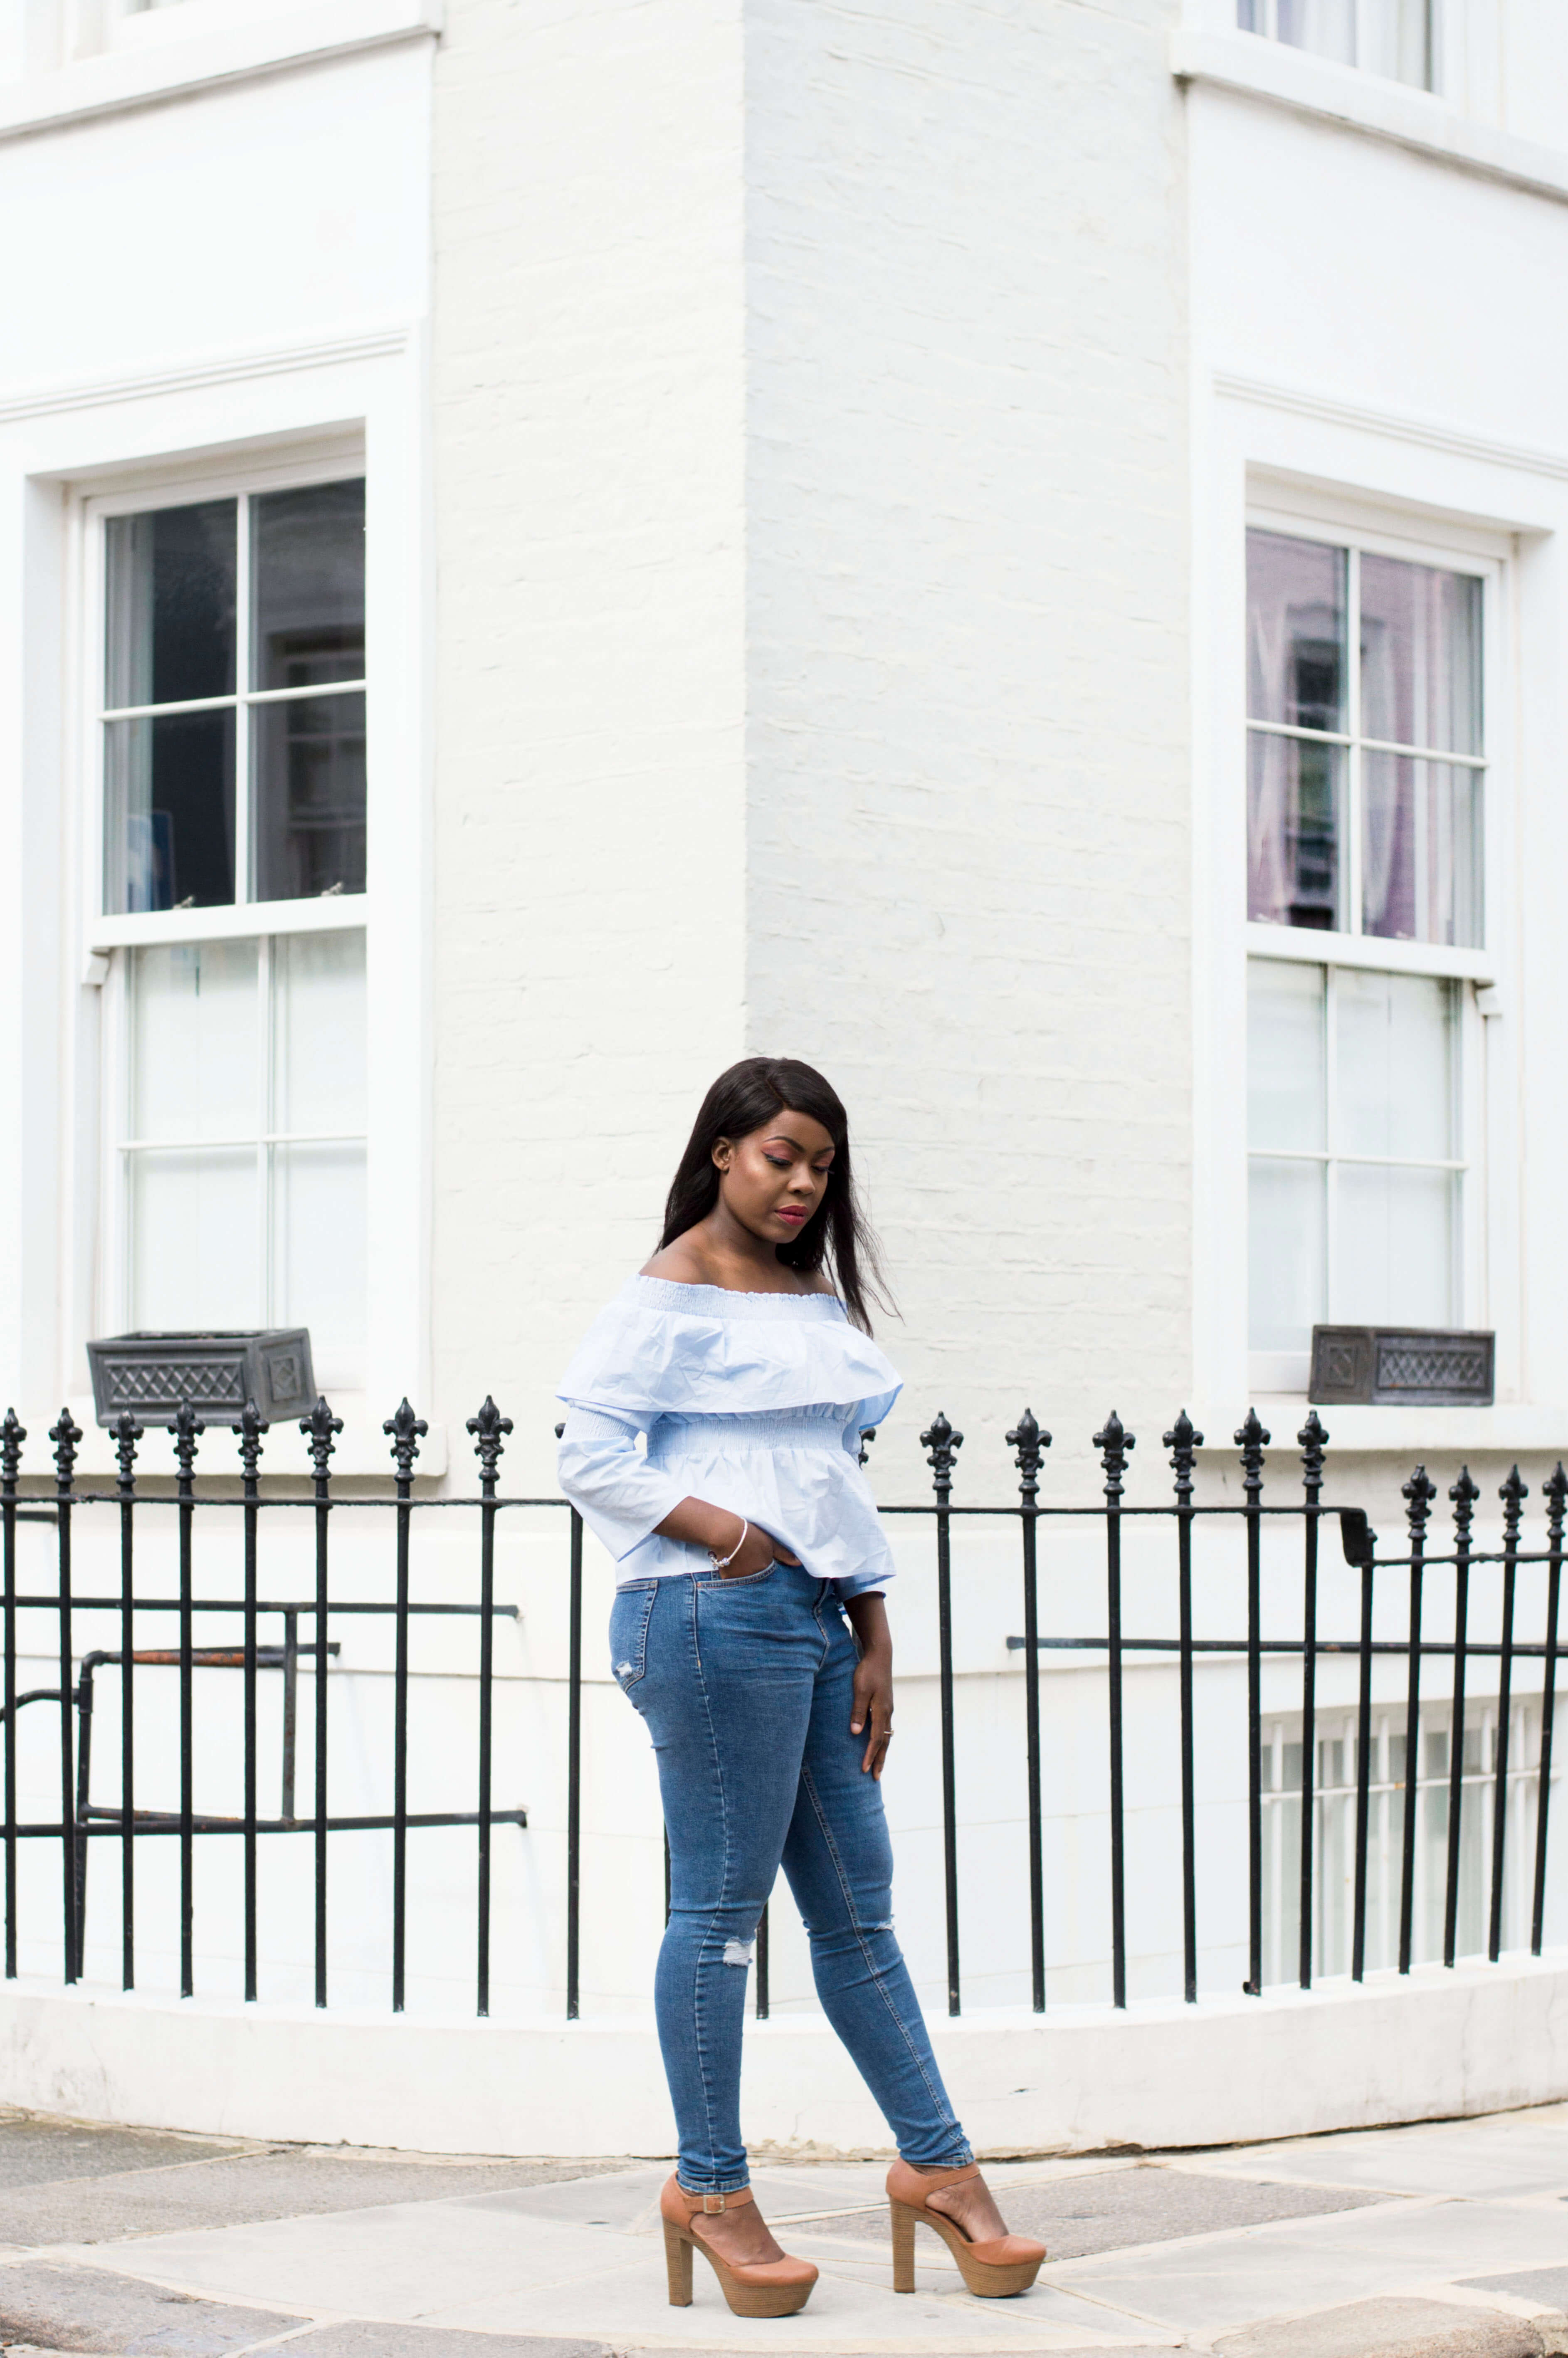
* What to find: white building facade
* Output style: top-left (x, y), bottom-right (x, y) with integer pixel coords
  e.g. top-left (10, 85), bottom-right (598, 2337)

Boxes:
top-left (1, 0), bottom-right (1567, 2154)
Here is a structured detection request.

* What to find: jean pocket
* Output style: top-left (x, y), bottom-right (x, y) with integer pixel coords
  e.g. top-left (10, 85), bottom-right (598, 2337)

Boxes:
top-left (608, 1582), bottom-right (659, 1692)
top-left (712, 1558), bottom-right (782, 1588)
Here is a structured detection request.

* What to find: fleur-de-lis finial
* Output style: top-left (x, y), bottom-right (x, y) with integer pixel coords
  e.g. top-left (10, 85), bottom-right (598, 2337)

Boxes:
top-left (49, 1407), bottom-right (83, 1495)
top-left (302, 1396), bottom-right (343, 1483)
top-left (2, 1409), bottom-right (27, 1489)
top-left (920, 1413), bottom-right (963, 1503)
top-left (1006, 1408), bottom-right (1051, 1506)
top-left (467, 1397), bottom-right (513, 1493)
top-left (1402, 1463), bottom-right (1436, 1537)
top-left (1093, 1411), bottom-right (1134, 1502)
top-left (113, 1410), bottom-right (142, 1497)
top-left (1163, 1410), bottom-right (1204, 1506)
top-left (1235, 1408), bottom-right (1270, 1504)
top-left (1450, 1464), bottom-right (1481, 1536)
top-left (1500, 1463), bottom-right (1529, 1540)
top-left (384, 1398), bottom-right (428, 1487)
top-left (233, 1399), bottom-right (267, 1485)
top-left (1546, 1462), bottom-right (1568, 1543)
top-left (168, 1399), bottom-right (204, 1484)
top-left (858, 1427), bottom-right (877, 1467)
top-left (1298, 1410), bottom-right (1328, 1502)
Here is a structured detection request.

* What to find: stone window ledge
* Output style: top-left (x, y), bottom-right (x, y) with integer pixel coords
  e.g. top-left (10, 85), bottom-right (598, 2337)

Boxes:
top-left (1171, 27), bottom-right (1568, 208)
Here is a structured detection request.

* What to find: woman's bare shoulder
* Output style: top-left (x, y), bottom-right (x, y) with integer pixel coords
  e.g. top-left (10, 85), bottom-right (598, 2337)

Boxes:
top-left (640, 1237), bottom-right (714, 1284)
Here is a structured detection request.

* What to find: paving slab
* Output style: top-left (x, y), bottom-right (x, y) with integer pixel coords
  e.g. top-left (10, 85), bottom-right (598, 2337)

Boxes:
top-left (283, 2330), bottom-right (616, 2357)
top-left (0, 2255), bottom-right (296, 2353)
top-left (1214, 2296), bottom-right (1553, 2357)
top-left (1193, 2106), bottom-right (1568, 2202)
top-left (0, 2110), bottom-right (251, 2193)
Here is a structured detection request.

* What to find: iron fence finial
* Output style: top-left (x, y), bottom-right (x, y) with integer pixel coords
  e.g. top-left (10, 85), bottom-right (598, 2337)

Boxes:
top-left (1093, 1411), bottom-right (1133, 1501)
top-left (1450, 1464), bottom-right (1481, 1533)
top-left (1163, 1410), bottom-right (1203, 1504)
top-left (1403, 1464), bottom-right (1437, 1535)
top-left (113, 1409), bottom-right (142, 1497)
top-left (1006, 1409), bottom-right (1051, 1504)
top-left (385, 1399), bottom-right (429, 1486)
top-left (920, 1414), bottom-right (963, 1504)
top-left (1, 1410), bottom-right (24, 1486)
top-left (1500, 1464), bottom-right (1529, 1536)
top-left (1234, 1408), bottom-right (1270, 1505)
top-left (1298, 1410), bottom-right (1328, 1500)
top-left (233, 1400), bottom-right (267, 1484)
top-left (168, 1400), bottom-right (204, 1484)
top-left (302, 1396), bottom-right (343, 1483)
top-left (49, 1407), bottom-right (82, 1494)
top-left (467, 1397), bottom-right (513, 1492)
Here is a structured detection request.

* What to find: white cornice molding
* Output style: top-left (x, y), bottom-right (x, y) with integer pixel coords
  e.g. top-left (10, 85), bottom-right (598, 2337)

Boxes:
top-left (1213, 370), bottom-right (1568, 488)
top-left (0, 321), bottom-right (413, 427)
top-left (1172, 27), bottom-right (1568, 207)
top-left (0, 0), bottom-right (439, 142)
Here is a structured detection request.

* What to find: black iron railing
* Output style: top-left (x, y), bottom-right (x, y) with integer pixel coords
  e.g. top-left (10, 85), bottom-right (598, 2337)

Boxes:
top-left (0, 1399), bottom-right (1562, 2020)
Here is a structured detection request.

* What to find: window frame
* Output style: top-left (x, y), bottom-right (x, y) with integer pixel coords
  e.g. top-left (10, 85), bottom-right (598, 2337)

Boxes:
top-left (79, 443), bottom-right (373, 1377)
top-left (1235, 0), bottom-right (1440, 93)
top-left (1242, 492), bottom-right (1506, 1396)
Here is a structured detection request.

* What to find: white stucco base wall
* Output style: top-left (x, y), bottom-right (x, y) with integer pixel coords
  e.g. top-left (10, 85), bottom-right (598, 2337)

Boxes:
top-left (0, 1956), bottom-right (1563, 2158)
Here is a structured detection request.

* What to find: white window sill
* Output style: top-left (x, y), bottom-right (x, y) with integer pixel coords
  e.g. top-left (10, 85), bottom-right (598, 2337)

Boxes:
top-left (1193, 1400), bottom-right (1568, 1459)
top-left (89, 894), bottom-right (370, 956)
top-left (1245, 923), bottom-right (1496, 987)
top-left (0, 0), bottom-right (439, 141)
top-left (1171, 27), bottom-right (1568, 205)
top-left (32, 1397), bottom-right (450, 1483)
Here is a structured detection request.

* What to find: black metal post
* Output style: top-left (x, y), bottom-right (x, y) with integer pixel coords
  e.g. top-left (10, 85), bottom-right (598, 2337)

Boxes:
top-left (568, 1506), bottom-right (583, 2020)
top-left (51, 1410), bottom-right (81, 1983)
top-left (235, 1403), bottom-right (267, 2002)
top-left (1398, 1467), bottom-right (1435, 1976)
top-left (1008, 1410), bottom-right (1051, 2012)
top-left (1445, 1467), bottom-right (1479, 1969)
top-left (303, 1398), bottom-right (341, 2007)
top-left (1297, 1413), bottom-right (1327, 1989)
top-left (1532, 1463), bottom-right (1565, 1957)
top-left (1237, 1410), bottom-right (1269, 1995)
top-left (385, 1400), bottom-right (427, 2014)
top-left (113, 1412), bottom-right (141, 1992)
top-left (1351, 1542), bottom-right (1375, 1984)
top-left (1489, 1467), bottom-right (1526, 1963)
top-left (1096, 1413), bottom-right (1133, 2010)
top-left (921, 1414), bottom-right (964, 2015)
top-left (468, 1399), bottom-right (511, 2019)
top-left (2, 1411), bottom-right (23, 1982)
top-left (169, 1402), bottom-right (202, 1998)
top-left (1164, 1411), bottom-right (1203, 2005)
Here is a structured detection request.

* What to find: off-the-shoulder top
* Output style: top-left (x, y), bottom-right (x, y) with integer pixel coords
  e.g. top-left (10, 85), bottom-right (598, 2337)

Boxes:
top-left (555, 1275), bottom-right (902, 1596)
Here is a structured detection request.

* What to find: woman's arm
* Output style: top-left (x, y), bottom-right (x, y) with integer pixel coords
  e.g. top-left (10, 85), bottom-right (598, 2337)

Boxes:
top-left (844, 1591), bottom-right (893, 1778)
top-left (654, 1499), bottom-right (799, 1576)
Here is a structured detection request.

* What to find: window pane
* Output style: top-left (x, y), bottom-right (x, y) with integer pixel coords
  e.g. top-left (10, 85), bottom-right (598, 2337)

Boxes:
top-left (1359, 0), bottom-right (1432, 88)
top-left (1277, 0), bottom-right (1355, 66)
top-left (1334, 1164), bottom-right (1457, 1326)
top-left (253, 692), bottom-right (366, 902)
top-left (274, 931), bottom-right (367, 1138)
top-left (1249, 958), bottom-right (1325, 1153)
top-left (104, 710), bottom-right (235, 914)
top-left (252, 479), bottom-right (365, 694)
top-left (1236, 0), bottom-right (1263, 25)
top-left (106, 501), bottom-right (236, 710)
top-left (1334, 968), bottom-right (1455, 1163)
top-left (274, 1143), bottom-right (366, 1375)
top-left (130, 1148), bottom-right (260, 1331)
top-left (1360, 556), bottom-right (1482, 755)
top-left (1249, 1158), bottom-right (1326, 1353)
top-left (1362, 753), bottom-right (1483, 947)
top-left (1247, 531), bottom-right (1347, 731)
top-left (130, 940), bottom-right (259, 1144)
top-left (1248, 732), bottom-right (1345, 931)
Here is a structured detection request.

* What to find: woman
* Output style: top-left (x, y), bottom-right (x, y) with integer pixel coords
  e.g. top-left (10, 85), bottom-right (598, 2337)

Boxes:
top-left (557, 1057), bottom-right (1046, 2318)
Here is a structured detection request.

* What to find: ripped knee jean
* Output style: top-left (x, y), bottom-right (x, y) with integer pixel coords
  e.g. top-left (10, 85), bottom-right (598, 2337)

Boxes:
top-left (609, 1561), bottom-right (971, 2193)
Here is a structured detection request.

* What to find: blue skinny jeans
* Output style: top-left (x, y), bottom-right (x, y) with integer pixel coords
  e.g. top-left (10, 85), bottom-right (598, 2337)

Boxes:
top-left (608, 1558), bottom-right (972, 2193)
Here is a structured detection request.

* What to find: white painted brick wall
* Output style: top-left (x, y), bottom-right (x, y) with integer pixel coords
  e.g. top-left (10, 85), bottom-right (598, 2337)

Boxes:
top-left (430, 0), bottom-right (1188, 1500)
top-left (744, 0), bottom-right (1190, 1497)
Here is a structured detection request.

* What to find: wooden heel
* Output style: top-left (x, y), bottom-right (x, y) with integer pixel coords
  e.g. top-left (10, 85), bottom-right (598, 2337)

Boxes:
top-left (664, 2220), bottom-right (694, 2306)
top-left (891, 2198), bottom-right (917, 2292)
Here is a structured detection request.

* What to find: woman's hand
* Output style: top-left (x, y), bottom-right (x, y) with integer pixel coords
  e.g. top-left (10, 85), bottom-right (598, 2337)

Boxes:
top-left (844, 1592), bottom-right (894, 1778)
top-left (652, 1498), bottom-right (799, 1577)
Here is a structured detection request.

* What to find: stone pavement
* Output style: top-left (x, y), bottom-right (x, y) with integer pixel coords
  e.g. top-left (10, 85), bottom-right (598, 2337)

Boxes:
top-left (0, 2102), bottom-right (1563, 2356)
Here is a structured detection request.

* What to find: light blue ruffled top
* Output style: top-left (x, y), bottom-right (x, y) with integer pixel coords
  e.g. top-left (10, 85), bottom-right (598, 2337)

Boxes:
top-left (555, 1275), bottom-right (902, 1596)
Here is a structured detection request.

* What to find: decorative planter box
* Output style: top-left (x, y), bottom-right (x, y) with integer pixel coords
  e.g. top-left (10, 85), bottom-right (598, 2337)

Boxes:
top-left (1309, 1325), bottom-right (1494, 1408)
top-left (86, 1331), bottom-right (316, 1429)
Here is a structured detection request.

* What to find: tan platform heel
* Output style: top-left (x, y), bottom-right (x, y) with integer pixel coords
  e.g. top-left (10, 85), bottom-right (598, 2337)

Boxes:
top-left (887, 2158), bottom-right (1047, 2297)
top-left (659, 2176), bottom-right (818, 2318)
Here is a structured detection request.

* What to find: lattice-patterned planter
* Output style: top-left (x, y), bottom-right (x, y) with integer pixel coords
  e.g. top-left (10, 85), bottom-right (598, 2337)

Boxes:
top-left (1309, 1325), bottom-right (1494, 1407)
top-left (85, 1331), bottom-right (316, 1429)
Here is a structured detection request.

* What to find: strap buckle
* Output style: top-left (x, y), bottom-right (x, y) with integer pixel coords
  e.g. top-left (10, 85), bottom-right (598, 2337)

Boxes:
top-left (701, 2193), bottom-right (727, 2214)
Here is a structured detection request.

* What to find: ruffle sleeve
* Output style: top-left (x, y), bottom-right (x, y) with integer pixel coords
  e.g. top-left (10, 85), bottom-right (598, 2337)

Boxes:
top-left (556, 1277), bottom-right (902, 1428)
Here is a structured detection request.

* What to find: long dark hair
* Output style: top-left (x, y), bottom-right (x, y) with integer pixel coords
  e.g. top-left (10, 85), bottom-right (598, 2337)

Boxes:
top-left (659, 1057), bottom-right (891, 1333)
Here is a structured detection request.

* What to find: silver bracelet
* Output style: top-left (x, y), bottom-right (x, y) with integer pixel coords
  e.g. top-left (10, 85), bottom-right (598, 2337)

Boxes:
top-left (708, 1518), bottom-right (748, 1571)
